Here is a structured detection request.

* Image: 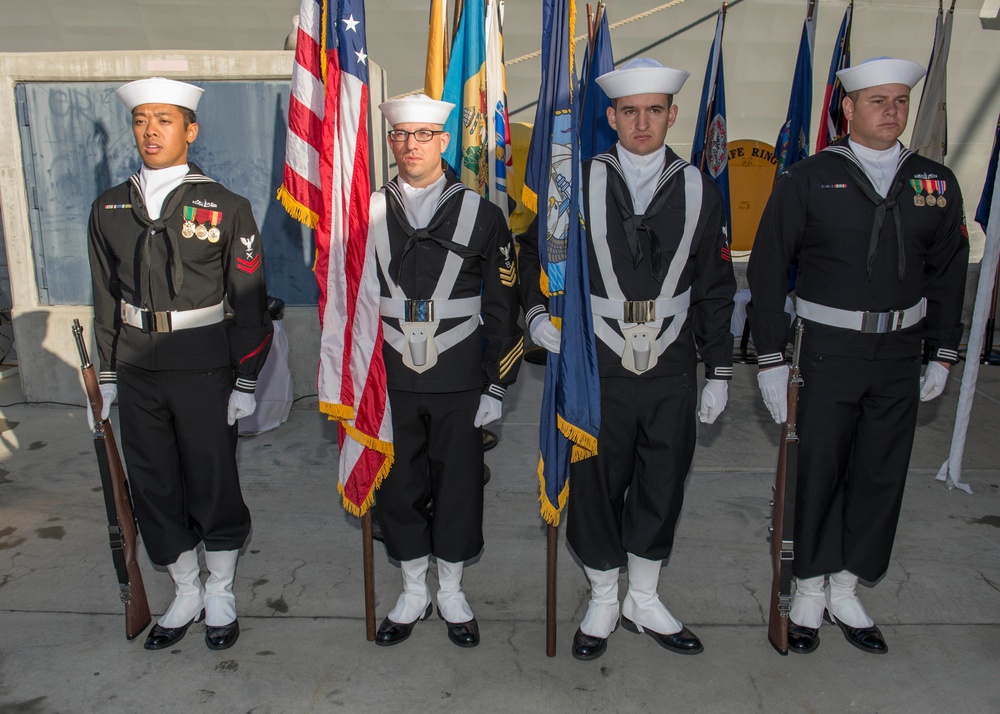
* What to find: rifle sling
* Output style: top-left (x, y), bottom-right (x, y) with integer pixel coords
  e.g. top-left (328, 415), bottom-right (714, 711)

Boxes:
top-left (93, 431), bottom-right (131, 591)
top-left (779, 432), bottom-right (798, 602)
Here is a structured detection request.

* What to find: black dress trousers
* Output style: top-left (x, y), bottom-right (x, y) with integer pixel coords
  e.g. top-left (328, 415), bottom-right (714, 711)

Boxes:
top-left (376, 388), bottom-right (484, 563)
top-left (793, 350), bottom-right (922, 582)
top-left (117, 362), bottom-right (251, 566)
top-left (567, 373), bottom-right (697, 571)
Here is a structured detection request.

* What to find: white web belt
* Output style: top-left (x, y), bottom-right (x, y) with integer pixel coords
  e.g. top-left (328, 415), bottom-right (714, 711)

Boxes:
top-left (795, 297), bottom-right (926, 333)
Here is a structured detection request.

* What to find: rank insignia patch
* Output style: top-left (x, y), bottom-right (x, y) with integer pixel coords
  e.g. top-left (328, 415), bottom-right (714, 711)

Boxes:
top-left (237, 234), bottom-right (260, 274)
top-left (499, 242), bottom-right (516, 287)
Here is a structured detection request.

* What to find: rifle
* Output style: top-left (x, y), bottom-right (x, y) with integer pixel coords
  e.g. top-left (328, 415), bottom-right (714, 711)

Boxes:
top-left (767, 317), bottom-right (804, 655)
top-left (72, 319), bottom-right (152, 640)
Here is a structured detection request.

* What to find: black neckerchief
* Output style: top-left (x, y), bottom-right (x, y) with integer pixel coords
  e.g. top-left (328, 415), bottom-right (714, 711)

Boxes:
top-left (129, 175), bottom-right (193, 305)
top-left (605, 160), bottom-right (673, 282)
top-left (825, 141), bottom-right (912, 281)
top-left (385, 184), bottom-right (484, 286)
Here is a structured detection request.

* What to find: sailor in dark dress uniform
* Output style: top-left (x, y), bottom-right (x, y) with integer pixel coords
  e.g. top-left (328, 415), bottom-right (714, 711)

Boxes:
top-left (88, 78), bottom-right (272, 651)
top-left (748, 58), bottom-right (969, 655)
top-left (520, 59), bottom-right (736, 660)
top-left (371, 95), bottom-right (522, 649)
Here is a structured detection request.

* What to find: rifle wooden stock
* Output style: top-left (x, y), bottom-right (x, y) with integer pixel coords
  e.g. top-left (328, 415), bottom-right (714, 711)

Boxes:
top-left (767, 318), bottom-right (804, 655)
top-left (72, 320), bottom-right (151, 640)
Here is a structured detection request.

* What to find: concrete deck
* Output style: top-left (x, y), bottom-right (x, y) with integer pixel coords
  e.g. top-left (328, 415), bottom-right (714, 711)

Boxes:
top-left (1, 359), bottom-right (999, 713)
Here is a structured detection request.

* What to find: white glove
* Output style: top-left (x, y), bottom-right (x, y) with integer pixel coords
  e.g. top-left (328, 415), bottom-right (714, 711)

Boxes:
top-left (757, 365), bottom-right (789, 424)
top-left (919, 361), bottom-right (950, 402)
top-left (87, 384), bottom-right (118, 430)
top-left (698, 379), bottom-right (729, 424)
top-left (529, 313), bottom-right (561, 354)
top-left (473, 395), bottom-right (503, 427)
top-left (227, 391), bottom-right (257, 426)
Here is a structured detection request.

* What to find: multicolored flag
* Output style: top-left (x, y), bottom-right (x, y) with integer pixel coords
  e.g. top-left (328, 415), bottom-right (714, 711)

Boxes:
top-left (911, 0), bottom-right (955, 162)
top-left (485, 0), bottom-right (512, 221)
top-left (816, 0), bottom-right (852, 151)
top-left (775, 0), bottom-right (816, 173)
top-left (692, 6), bottom-right (731, 231)
top-left (423, 0), bottom-right (449, 100)
top-left (579, 4), bottom-right (616, 161)
top-left (442, 0), bottom-right (488, 193)
top-left (280, 0), bottom-right (392, 515)
top-left (977, 110), bottom-right (1000, 230)
top-left (523, 0), bottom-right (600, 526)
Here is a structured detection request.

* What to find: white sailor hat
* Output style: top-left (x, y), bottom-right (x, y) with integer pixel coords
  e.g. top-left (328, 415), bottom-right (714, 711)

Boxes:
top-left (836, 57), bottom-right (926, 93)
top-left (378, 94), bottom-right (454, 126)
top-left (115, 77), bottom-right (204, 112)
top-left (595, 58), bottom-right (690, 99)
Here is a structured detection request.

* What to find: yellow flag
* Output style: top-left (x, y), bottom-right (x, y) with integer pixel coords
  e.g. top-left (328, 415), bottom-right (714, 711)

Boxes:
top-left (424, 0), bottom-right (448, 99)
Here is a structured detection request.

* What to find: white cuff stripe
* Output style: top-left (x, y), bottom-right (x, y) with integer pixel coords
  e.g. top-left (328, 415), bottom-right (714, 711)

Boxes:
top-left (757, 353), bottom-right (785, 366)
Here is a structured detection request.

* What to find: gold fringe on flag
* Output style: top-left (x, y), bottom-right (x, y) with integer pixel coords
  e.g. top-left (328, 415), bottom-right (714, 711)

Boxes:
top-left (537, 454), bottom-right (571, 526)
top-left (557, 414), bottom-right (598, 461)
top-left (338, 454), bottom-right (392, 516)
top-left (276, 186), bottom-right (320, 229)
top-left (320, 400), bottom-right (355, 421)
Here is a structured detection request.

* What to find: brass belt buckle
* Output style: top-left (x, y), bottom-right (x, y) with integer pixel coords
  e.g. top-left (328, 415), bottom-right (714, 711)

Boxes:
top-left (623, 299), bottom-right (656, 323)
top-left (893, 309), bottom-right (905, 331)
top-left (404, 299), bottom-right (434, 322)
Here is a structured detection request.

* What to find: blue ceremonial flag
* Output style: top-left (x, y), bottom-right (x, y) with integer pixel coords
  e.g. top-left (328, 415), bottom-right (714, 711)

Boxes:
top-left (579, 6), bottom-right (616, 161)
top-left (523, 0), bottom-right (600, 526)
top-left (775, 2), bottom-right (816, 173)
top-left (816, 0), bottom-right (852, 151)
top-left (977, 111), bottom-right (1000, 230)
top-left (691, 7), bottom-right (731, 231)
top-left (441, 0), bottom-right (487, 187)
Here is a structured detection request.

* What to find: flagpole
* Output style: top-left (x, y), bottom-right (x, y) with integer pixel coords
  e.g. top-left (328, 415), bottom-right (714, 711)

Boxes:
top-left (699, 4), bottom-right (727, 172)
top-left (362, 511), bottom-right (376, 640)
top-left (452, 0), bottom-right (465, 43)
top-left (807, 0), bottom-right (815, 21)
top-left (979, 270), bottom-right (1000, 364)
top-left (546, 523), bottom-right (558, 657)
top-left (587, 3), bottom-right (594, 50)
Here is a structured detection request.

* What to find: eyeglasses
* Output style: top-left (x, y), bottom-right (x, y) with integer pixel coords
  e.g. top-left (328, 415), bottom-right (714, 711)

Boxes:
top-left (388, 129), bottom-right (445, 143)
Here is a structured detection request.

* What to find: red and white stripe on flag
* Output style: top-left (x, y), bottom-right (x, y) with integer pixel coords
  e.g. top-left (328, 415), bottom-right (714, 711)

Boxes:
top-left (278, 0), bottom-right (324, 229)
top-left (283, 0), bottom-right (392, 515)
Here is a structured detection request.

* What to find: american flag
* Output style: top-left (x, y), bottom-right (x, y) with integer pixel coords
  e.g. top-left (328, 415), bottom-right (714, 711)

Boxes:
top-left (280, 0), bottom-right (392, 515)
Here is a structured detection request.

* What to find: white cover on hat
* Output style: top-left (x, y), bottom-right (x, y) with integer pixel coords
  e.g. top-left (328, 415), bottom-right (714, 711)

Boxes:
top-left (595, 58), bottom-right (690, 99)
top-left (836, 57), bottom-right (926, 93)
top-left (115, 77), bottom-right (204, 112)
top-left (379, 94), bottom-right (454, 126)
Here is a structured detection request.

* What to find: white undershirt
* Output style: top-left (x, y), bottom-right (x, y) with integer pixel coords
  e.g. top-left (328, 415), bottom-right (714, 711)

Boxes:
top-left (139, 164), bottom-right (190, 220)
top-left (848, 139), bottom-right (901, 198)
top-left (397, 173), bottom-right (447, 229)
top-left (616, 144), bottom-right (665, 215)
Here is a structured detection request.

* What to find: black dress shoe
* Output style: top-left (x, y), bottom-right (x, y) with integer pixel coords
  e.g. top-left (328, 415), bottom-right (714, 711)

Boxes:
top-left (572, 629), bottom-right (609, 661)
top-left (787, 622), bottom-right (820, 654)
top-left (206, 619), bottom-right (240, 650)
top-left (621, 617), bottom-right (704, 655)
top-left (825, 610), bottom-right (888, 654)
top-left (375, 602), bottom-right (433, 647)
top-left (438, 611), bottom-right (480, 648)
top-left (144, 609), bottom-right (205, 651)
